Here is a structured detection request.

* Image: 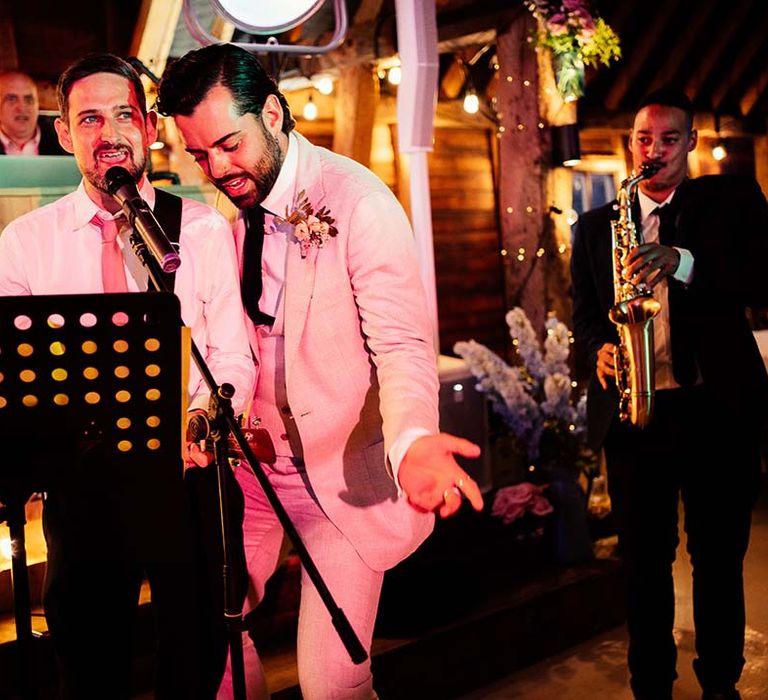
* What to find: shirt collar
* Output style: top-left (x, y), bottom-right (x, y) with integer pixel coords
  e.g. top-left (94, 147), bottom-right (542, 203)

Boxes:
top-left (261, 132), bottom-right (299, 217)
top-left (0, 124), bottom-right (41, 155)
top-left (638, 187), bottom-right (676, 222)
top-left (72, 175), bottom-right (156, 230)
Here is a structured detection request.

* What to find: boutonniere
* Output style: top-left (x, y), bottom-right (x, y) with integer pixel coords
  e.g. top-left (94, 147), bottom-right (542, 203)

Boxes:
top-left (274, 189), bottom-right (338, 259)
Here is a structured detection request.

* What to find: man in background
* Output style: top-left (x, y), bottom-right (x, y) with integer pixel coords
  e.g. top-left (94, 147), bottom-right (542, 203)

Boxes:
top-left (0, 70), bottom-right (67, 155)
top-left (571, 88), bottom-right (768, 700)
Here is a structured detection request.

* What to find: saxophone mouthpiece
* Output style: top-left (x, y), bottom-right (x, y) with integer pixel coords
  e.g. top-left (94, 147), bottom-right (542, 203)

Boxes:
top-left (640, 160), bottom-right (663, 178)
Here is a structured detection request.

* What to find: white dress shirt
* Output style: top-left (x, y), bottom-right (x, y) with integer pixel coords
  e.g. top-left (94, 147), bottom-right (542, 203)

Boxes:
top-left (637, 188), bottom-right (695, 390)
top-left (0, 178), bottom-right (254, 413)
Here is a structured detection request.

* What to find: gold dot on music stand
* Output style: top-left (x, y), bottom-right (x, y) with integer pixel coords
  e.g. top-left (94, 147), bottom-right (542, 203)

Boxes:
top-left (145, 364), bottom-right (160, 377)
top-left (49, 341), bottom-right (66, 356)
top-left (84, 392), bottom-right (100, 404)
top-left (0, 372), bottom-right (4, 383)
top-left (83, 367), bottom-right (99, 380)
top-left (82, 341), bottom-right (97, 355)
top-left (52, 368), bottom-right (68, 381)
top-left (146, 416), bottom-right (160, 428)
top-left (19, 369), bottom-right (36, 383)
top-left (114, 366), bottom-right (130, 379)
top-left (112, 312), bottom-right (129, 327)
top-left (117, 440), bottom-right (132, 452)
top-left (116, 417), bottom-right (131, 429)
top-left (53, 394), bottom-right (69, 406)
top-left (17, 343), bottom-right (33, 357)
top-left (47, 314), bottom-right (65, 329)
top-left (145, 388), bottom-right (161, 401)
top-left (147, 439), bottom-right (161, 450)
top-left (79, 313), bottom-right (97, 328)
top-left (0, 397), bottom-right (7, 409)
top-left (144, 338), bottom-right (160, 352)
top-left (22, 395), bottom-right (38, 407)
top-left (115, 390), bottom-right (131, 403)
top-left (113, 340), bottom-right (129, 353)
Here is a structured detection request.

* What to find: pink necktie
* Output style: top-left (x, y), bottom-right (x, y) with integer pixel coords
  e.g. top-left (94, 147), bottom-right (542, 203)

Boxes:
top-left (98, 215), bottom-right (128, 293)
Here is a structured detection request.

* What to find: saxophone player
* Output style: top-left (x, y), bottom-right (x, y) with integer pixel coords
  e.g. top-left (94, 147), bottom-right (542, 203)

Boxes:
top-left (571, 88), bottom-right (768, 700)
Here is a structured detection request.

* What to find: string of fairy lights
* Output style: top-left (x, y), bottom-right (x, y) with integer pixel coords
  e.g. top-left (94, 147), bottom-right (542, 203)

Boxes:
top-left (486, 51), bottom-right (579, 271)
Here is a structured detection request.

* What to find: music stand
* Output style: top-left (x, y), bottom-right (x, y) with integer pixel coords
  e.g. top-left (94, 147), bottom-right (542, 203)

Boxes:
top-left (0, 292), bottom-right (185, 698)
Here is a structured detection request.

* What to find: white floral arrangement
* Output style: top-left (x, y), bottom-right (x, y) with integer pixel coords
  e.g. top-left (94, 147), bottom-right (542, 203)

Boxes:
top-left (454, 307), bottom-right (588, 464)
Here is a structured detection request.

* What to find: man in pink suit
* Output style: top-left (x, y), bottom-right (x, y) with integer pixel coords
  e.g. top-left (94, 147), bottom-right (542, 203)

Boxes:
top-left (157, 43), bottom-right (483, 699)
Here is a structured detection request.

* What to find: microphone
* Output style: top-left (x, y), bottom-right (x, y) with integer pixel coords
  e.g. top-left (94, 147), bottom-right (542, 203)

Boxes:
top-left (105, 166), bottom-right (181, 273)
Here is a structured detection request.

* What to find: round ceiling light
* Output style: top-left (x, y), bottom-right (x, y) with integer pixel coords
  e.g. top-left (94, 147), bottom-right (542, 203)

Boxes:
top-left (210, 0), bottom-right (326, 34)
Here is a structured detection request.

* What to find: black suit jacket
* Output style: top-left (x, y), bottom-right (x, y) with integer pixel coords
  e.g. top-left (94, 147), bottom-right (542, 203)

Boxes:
top-left (0, 116), bottom-right (67, 156)
top-left (571, 174), bottom-right (768, 450)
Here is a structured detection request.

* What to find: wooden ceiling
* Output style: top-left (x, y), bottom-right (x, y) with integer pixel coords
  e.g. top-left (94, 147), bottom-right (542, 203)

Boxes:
top-left (1, 0), bottom-right (766, 133)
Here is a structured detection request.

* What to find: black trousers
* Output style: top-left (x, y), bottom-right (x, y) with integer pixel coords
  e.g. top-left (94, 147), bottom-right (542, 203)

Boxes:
top-left (41, 448), bottom-right (246, 700)
top-left (604, 384), bottom-right (761, 698)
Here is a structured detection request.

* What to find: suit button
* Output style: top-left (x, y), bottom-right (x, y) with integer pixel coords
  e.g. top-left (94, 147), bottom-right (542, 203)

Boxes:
top-left (280, 433), bottom-right (288, 441)
top-left (280, 406), bottom-right (292, 416)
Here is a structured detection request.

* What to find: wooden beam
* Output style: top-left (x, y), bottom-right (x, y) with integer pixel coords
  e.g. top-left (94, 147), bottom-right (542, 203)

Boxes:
top-left (332, 64), bottom-right (378, 167)
top-left (353, 0), bottom-right (385, 25)
top-left (0, 1), bottom-right (18, 71)
top-left (684, 1), bottom-right (751, 100)
top-left (129, 0), bottom-right (183, 80)
top-left (740, 65), bottom-right (768, 120)
top-left (644, 0), bottom-right (715, 95)
top-left (496, 11), bottom-right (550, 334)
top-left (710, 5), bottom-right (768, 112)
top-left (605, 0), bottom-right (681, 111)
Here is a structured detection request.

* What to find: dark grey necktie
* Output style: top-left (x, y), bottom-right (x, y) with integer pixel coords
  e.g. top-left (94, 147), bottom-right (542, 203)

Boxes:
top-left (241, 206), bottom-right (275, 326)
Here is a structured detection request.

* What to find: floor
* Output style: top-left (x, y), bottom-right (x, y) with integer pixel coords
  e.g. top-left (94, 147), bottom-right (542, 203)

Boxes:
top-left (4, 487), bottom-right (768, 699)
top-left (458, 492), bottom-right (768, 700)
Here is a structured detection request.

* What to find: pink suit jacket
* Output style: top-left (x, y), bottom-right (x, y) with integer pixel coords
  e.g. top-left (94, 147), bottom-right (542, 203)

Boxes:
top-left (233, 133), bottom-right (438, 572)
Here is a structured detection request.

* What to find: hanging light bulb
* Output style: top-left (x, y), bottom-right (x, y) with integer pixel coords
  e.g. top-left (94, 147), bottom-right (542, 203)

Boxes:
top-left (711, 113), bottom-right (728, 162)
top-left (712, 142), bottom-right (727, 161)
top-left (303, 94), bottom-right (318, 121)
top-left (314, 75), bottom-right (334, 95)
top-left (387, 65), bottom-right (402, 86)
top-left (463, 89), bottom-right (480, 114)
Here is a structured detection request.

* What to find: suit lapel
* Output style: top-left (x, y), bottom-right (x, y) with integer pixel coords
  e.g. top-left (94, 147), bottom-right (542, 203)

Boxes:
top-left (283, 135), bottom-right (328, 380)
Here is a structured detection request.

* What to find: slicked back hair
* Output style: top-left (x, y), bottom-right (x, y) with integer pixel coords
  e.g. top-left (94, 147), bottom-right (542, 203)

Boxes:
top-left (156, 43), bottom-right (296, 134)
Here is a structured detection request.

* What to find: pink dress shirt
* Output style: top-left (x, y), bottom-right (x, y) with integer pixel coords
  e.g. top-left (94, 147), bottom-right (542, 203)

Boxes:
top-left (0, 179), bottom-right (254, 413)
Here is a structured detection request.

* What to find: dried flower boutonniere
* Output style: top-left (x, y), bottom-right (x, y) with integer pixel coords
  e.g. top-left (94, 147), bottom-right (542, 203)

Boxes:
top-left (274, 189), bottom-right (338, 258)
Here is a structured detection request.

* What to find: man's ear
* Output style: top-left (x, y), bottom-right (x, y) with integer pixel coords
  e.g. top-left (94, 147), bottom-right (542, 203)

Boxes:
top-left (261, 94), bottom-right (284, 137)
top-left (145, 110), bottom-right (158, 145)
top-left (54, 117), bottom-right (74, 154)
top-left (688, 128), bottom-right (698, 152)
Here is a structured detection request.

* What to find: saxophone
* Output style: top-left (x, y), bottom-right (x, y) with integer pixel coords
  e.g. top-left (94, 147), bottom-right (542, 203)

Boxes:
top-left (609, 161), bottom-right (662, 427)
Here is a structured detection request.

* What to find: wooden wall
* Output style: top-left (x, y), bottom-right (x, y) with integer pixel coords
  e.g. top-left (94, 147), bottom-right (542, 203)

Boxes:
top-left (427, 127), bottom-right (508, 357)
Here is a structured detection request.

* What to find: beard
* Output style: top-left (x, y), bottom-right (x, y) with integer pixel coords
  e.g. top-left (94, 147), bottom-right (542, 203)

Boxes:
top-left (85, 143), bottom-right (147, 194)
top-left (214, 127), bottom-right (284, 210)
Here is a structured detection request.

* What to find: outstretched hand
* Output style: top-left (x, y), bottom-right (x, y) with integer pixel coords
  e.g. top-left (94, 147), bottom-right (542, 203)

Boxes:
top-left (398, 433), bottom-right (484, 518)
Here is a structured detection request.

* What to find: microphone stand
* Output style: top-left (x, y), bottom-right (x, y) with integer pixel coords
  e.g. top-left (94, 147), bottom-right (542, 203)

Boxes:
top-left (127, 225), bottom-right (367, 699)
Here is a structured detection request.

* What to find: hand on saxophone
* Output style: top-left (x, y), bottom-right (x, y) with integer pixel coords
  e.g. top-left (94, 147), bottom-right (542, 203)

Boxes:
top-left (596, 342), bottom-right (618, 390)
top-left (627, 242), bottom-right (681, 288)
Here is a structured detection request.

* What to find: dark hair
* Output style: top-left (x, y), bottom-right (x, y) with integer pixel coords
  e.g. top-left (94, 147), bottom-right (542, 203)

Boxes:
top-left (637, 88), bottom-right (695, 132)
top-left (57, 53), bottom-right (147, 123)
top-left (156, 43), bottom-right (296, 134)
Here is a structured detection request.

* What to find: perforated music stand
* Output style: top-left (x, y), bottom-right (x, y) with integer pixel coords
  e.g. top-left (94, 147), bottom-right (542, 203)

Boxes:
top-left (0, 292), bottom-right (185, 697)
